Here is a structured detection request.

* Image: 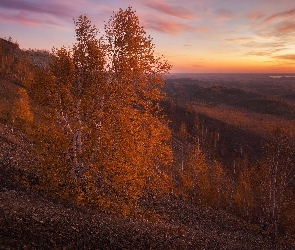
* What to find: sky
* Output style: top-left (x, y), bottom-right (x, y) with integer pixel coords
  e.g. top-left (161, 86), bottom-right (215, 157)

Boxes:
top-left (1, 0), bottom-right (295, 73)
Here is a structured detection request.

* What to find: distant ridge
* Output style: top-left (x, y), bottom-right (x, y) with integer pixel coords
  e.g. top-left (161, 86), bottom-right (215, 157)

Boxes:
top-left (0, 38), bottom-right (51, 69)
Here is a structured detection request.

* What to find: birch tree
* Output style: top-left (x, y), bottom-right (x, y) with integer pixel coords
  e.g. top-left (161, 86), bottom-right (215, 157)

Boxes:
top-left (181, 145), bottom-right (211, 204)
top-left (37, 9), bottom-right (172, 211)
top-left (260, 128), bottom-right (295, 232)
top-left (99, 7), bottom-right (173, 208)
top-left (51, 15), bottom-right (105, 183)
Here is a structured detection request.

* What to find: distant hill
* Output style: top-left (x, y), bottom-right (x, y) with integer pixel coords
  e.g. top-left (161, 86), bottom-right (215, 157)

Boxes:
top-left (0, 37), bottom-right (51, 69)
top-left (165, 79), bottom-right (295, 119)
top-left (0, 38), bottom-right (20, 54)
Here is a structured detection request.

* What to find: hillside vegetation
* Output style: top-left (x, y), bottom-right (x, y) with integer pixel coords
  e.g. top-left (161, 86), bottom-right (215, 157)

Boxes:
top-left (1, 8), bottom-right (295, 249)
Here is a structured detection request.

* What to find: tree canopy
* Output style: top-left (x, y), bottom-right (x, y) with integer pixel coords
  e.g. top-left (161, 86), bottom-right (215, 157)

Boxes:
top-left (33, 7), bottom-right (172, 213)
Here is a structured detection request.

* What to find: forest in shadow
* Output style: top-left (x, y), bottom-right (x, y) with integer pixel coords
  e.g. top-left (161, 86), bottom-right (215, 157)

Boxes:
top-left (163, 73), bottom-right (295, 235)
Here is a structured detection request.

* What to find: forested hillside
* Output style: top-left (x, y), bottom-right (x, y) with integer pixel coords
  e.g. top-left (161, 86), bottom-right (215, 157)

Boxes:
top-left (163, 75), bottom-right (295, 236)
top-left (1, 7), bottom-right (295, 249)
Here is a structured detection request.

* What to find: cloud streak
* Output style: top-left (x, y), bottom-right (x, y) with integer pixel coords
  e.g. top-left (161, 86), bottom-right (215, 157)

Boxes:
top-left (276, 21), bottom-right (295, 34)
top-left (261, 8), bottom-right (295, 25)
top-left (273, 54), bottom-right (295, 60)
top-left (247, 51), bottom-right (270, 57)
top-left (0, 11), bottom-right (60, 26)
top-left (0, 0), bottom-right (74, 19)
top-left (244, 41), bottom-right (285, 48)
top-left (247, 11), bottom-right (265, 21)
top-left (226, 37), bottom-right (254, 43)
top-left (215, 9), bottom-right (235, 20)
top-left (145, 0), bottom-right (195, 20)
top-left (252, 7), bottom-right (295, 38)
top-left (143, 17), bottom-right (195, 34)
top-left (244, 41), bottom-right (286, 57)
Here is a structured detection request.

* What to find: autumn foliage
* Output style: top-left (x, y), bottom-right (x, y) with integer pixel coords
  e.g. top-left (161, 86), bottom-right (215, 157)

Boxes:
top-left (3, 6), bottom-right (295, 240)
top-left (30, 8), bottom-right (172, 213)
top-left (10, 88), bottom-right (33, 128)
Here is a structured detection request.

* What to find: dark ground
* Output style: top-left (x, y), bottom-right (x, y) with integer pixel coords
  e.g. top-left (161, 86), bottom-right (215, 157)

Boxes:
top-left (1, 185), bottom-right (295, 249)
top-left (1, 123), bottom-right (295, 249)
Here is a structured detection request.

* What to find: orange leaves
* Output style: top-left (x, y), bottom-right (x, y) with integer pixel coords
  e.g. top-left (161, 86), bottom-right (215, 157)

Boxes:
top-left (98, 106), bottom-right (172, 203)
top-left (233, 167), bottom-right (255, 218)
top-left (104, 7), bottom-right (171, 113)
top-left (10, 88), bottom-right (33, 128)
top-left (30, 8), bottom-right (173, 214)
top-left (31, 68), bottom-right (56, 106)
top-left (179, 122), bottom-right (188, 141)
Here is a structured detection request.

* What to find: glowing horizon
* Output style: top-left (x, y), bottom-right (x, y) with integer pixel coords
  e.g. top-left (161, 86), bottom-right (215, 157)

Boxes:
top-left (1, 0), bottom-right (295, 73)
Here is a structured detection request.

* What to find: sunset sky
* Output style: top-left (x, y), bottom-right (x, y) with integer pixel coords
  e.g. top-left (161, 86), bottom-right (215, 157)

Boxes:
top-left (1, 0), bottom-right (295, 73)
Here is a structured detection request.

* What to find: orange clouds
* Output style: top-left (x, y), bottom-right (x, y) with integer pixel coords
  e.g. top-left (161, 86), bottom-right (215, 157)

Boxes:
top-left (261, 8), bottom-right (295, 25)
top-left (142, 10), bottom-right (207, 35)
top-left (254, 7), bottom-right (295, 37)
top-left (241, 6), bottom-right (295, 68)
top-left (247, 51), bottom-right (271, 57)
top-left (276, 22), bottom-right (295, 34)
top-left (226, 37), bottom-right (254, 43)
top-left (247, 12), bottom-right (265, 21)
top-left (2, 0), bottom-right (295, 73)
top-left (143, 17), bottom-right (194, 34)
top-left (273, 54), bottom-right (295, 61)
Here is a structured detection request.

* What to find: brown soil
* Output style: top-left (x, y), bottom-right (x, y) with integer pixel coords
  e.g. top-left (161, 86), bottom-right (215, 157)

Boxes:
top-left (0, 121), bottom-right (295, 249)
